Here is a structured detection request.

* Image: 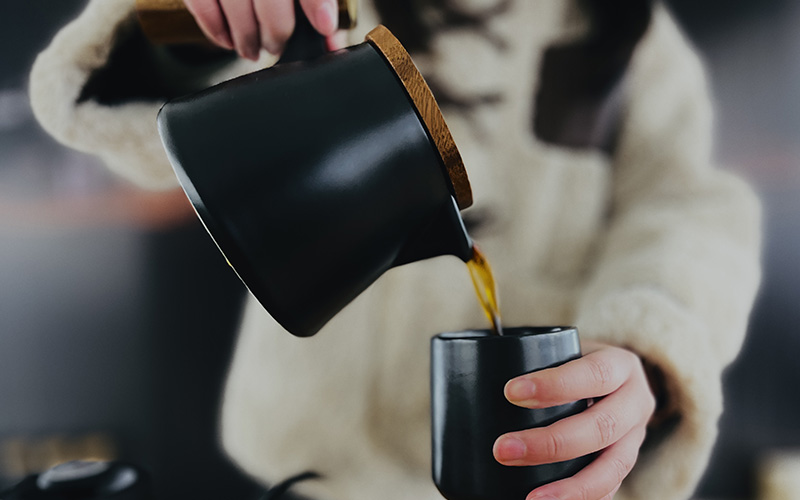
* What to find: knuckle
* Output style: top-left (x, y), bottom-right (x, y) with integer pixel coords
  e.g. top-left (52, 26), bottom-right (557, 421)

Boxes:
top-left (637, 373), bottom-right (658, 418)
top-left (586, 355), bottom-right (614, 388)
top-left (618, 346), bottom-right (639, 364)
top-left (594, 411), bottom-right (618, 446)
top-left (609, 455), bottom-right (634, 484)
top-left (552, 370), bottom-right (570, 397)
top-left (645, 389), bottom-right (657, 416)
top-left (576, 481), bottom-right (594, 500)
top-left (544, 429), bottom-right (566, 459)
top-left (639, 424), bottom-right (649, 444)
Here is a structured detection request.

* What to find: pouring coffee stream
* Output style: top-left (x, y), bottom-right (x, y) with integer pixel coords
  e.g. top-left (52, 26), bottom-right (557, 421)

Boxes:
top-left (468, 245), bottom-right (504, 335)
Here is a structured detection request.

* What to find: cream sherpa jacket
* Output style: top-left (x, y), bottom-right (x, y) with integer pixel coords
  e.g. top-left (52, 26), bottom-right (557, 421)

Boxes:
top-left (30, 1), bottom-right (762, 499)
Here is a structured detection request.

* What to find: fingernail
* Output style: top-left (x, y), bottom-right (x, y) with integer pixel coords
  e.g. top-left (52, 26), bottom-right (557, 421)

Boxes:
top-left (245, 48), bottom-right (260, 61)
top-left (315, 1), bottom-right (338, 35)
top-left (506, 379), bottom-right (536, 402)
top-left (238, 48), bottom-right (257, 61)
top-left (495, 436), bottom-right (526, 461)
top-left (262, 39), bottom-right (281, 55)
top-left (216, 33), bottom-right (234, 51)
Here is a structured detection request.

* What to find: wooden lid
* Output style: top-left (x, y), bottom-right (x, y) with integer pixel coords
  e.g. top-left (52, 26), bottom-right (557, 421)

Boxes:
top-left (366, 25), bottom-right (473, 209)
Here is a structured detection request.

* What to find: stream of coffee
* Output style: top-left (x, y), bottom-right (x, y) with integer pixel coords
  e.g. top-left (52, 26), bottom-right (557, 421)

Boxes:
top-left (467, 245), bottom-right (503, 335)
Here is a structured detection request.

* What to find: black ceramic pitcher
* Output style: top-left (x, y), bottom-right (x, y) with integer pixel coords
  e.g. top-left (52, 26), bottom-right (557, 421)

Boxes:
top-left (157, 12), bottom-right (474, 337)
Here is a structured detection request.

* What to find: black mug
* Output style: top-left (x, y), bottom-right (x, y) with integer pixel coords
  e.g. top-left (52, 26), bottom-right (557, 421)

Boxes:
top-left (431, 327), bottom-right (594, 500)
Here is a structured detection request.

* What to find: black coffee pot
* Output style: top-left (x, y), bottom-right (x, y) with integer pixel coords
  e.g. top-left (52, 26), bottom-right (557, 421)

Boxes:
top-left (156, 7), bottom-right (474, 337)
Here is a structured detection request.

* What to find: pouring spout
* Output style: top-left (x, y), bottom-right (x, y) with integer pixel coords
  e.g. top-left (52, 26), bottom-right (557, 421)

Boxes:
top-left (391, 196), bottom-right (474, 268)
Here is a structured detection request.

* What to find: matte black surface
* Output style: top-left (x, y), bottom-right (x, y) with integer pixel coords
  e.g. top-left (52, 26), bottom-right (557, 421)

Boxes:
top-left (431, 327), bottom-right (593, 500)
top-left (158, 41), bottom-right (472, 337)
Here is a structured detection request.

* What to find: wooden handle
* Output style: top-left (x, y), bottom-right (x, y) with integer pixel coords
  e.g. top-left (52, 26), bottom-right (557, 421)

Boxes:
top-left (336, 0), bottom-right (358, 31)
top-left (136, 0), bottom-right (358, 45)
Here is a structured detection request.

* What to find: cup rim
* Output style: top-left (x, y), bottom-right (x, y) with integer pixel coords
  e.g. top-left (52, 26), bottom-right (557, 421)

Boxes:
top-left (434, 326), bottom-right (576, 341)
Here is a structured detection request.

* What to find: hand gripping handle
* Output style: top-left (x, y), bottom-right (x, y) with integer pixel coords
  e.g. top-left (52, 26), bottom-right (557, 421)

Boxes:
top-left (135, 0), bottom-right (357, 46)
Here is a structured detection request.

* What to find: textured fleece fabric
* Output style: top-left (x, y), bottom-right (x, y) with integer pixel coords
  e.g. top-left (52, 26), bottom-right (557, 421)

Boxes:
top-left (30, 1), bottom-right (762, 499)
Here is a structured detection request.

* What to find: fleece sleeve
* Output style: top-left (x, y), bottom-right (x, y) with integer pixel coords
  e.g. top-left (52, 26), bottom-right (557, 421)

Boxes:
top-left (28, 0), bottom-right (266, 189)
top-left (573, 6), bottom-right (762, 500)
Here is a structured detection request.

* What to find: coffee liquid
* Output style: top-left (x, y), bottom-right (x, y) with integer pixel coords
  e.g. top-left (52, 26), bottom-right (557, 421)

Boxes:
top-left (467, 245), bottom-right (503, 335)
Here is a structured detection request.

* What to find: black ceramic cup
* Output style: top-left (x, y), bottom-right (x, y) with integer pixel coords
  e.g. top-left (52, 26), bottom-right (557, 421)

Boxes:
top-left (431, 327), bottom-right (594, 500)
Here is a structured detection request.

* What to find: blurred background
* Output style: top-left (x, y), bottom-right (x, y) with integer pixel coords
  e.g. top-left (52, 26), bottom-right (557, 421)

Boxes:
top-left (0, 1), bottom-right (797, 499)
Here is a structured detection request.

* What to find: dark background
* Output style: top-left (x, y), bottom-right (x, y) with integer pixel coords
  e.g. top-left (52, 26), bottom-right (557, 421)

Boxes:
top-left (1, 1), bottom-right (798, 499)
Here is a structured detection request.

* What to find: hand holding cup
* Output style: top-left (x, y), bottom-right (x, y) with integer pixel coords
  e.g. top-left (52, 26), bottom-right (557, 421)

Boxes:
top-left (495, 341), bottom-right (656, 500)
